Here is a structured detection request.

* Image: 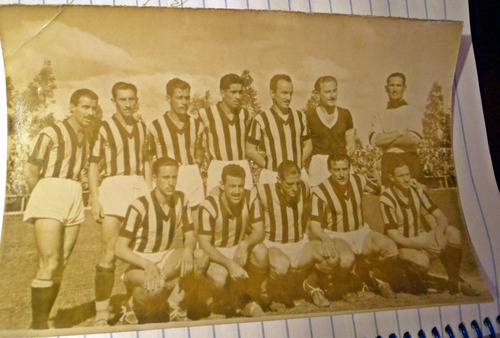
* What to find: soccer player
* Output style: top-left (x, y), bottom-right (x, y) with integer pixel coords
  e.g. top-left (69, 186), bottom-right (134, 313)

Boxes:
top-left (198, 164), bottom-right (268, 317)
top-left (310, 153), bottom-right (402, 298)
top-left (380, 159), bottom-right (479, 296)
top-left (257, 161), bottom-right (348, 308)
top-left (148, 78), bottom-right (205, 212)
top-left (247, 74), bottom-right (312, 184)
top-left (306, 76), bottom-right (356, 186)
top-left (115, 157), bottom-right (209, 323)
top-left (198, 74), bottom-right (253, 193)
top-left (88, 82), bottom-right (150, 325)
top-left (24, 88), bottom-right (98, 329)
top-left (369, 72), bottom-right (424, 185)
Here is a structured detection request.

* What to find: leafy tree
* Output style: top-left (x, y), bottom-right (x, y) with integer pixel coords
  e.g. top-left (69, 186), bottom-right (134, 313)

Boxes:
top-left (240, 69), bottom-right (263, 118)
top-left (422, 82), bottom-right (451, 147)
top-left (6, 76), bottom-right (15, 108)
top-left (301, 91), bottom-right (319, 114)
top-left (191, 90), bottom-right (213, 113)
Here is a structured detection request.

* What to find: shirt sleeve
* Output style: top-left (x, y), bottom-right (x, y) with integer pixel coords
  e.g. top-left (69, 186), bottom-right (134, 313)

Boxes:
top-left (197, 199), bottom-right (216, 236)
top-left (299, 110), bottom-right (311, 141)
top-left (89, 126), bottom-right (105, 163)
top-left (247, 115), bottom-right (263, 145)
top-left (345, 109), bottom-right (354, 130)
top-left (120, 203), bottom-right (143, 239)
top-left (417, 186), bottom-right (438, 214)
top-left (310, 192), bottom-right (325, 228)
top-left (181, 198), bottom-right (195, 233)
top-left (28, 131), bottom-right (52, 168)
top-left (379, 194), bottom-right (399, 232)
top-left (369, 114), bottom-right (383, 147)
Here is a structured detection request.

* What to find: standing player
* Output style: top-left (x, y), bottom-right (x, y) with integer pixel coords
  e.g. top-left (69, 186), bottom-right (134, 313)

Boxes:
top-left (310, 153), bottom-right (402, 298)
top-left (88, 82), bottom-right (150, 325)
top-left (306, 76), bottom-right (356, 186)
top-left (380, 159), bottom-right (479, 296)
top-left (369, 72), bottom-right (424, 185)
top-left (115, 157), bottom-right (209, 323)
top-left (247, 74), bottom-right (312, 184)
top-left (257, 161), bottom-right (349, 308)
top-left (197, 164), bottom-right (268, 317)
top-left (148, 78), bottom-right (205, 216)
top-left (198, 74), bottom-right (253, 193)
top-left (24, 89), bottom-right (99, 329)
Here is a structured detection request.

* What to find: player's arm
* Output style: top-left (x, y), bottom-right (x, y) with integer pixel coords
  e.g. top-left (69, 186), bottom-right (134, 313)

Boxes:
top-left (246, 117), bottom-right (266, 168)
top-left (309, 194), bottom-right (336, 258)
top-left (302, 138), bottom-right (313, 168)
top-left (390, 132), bottom-right (421, 152)
top-left (234, 197), bottom-right (264, 266)
top-left (26, 132), bottom-right (51, 192)
top-left (26, 163), bottom-right (40, 193)
top-left (88, 162), bottom-right (102, 222)
top-left (345, 128), bottom-right (356, 157)
top-left (198, 233), bottom-right (248, 279)
top-left (430, 207), bottom-right (449, 249)
top-left (178, 206), bottom-right (197, 277)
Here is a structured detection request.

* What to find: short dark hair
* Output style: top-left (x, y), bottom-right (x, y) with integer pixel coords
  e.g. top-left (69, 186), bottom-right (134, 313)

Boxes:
top-left (220, 74), bottom-right (243, 90)
top-left (166, 78), bottom-right (191, 97)
top-left (314, 76), bottom-right (337, 92)
top-left (270, 74), bottom-right (292, 92)
top-left (221, 164), bottom-right (246, 183)
top-left (111, 82), bottom-right (138, 99)
top-left (70, 88), bottom-right (98, 106)
top-left (277, 160), bottom-right (301, 180)
top-left (387, 158), bottom-right (410, 177)
top-left (152, 157), bottom-right (178, 175)
top-left (327, 152), bottom-right (350, 170)
top-left (386, 72), bottom-right (406, 86)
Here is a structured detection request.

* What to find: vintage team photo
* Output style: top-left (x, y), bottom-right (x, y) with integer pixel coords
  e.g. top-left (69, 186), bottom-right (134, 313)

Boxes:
top-left (0, 5), bottom-right (491, 335)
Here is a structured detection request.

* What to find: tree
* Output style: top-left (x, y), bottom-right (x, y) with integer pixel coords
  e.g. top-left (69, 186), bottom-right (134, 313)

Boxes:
top-left (6, 76), bottom-right (15, 108)
top-left (422, 81), bottom-right (451, 147)
top-left (191, 90), bottom-right (213, 113)
top-left (301, 91), bottom-right (319, 114)
top-left (240, 70), bottom-right (263, 118)
top-left (25, 59), bottom-right (57, 114)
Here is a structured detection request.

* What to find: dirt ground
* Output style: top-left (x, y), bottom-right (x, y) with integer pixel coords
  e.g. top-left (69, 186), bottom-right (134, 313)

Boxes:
top-left (0, 190), bottom-right (491, 332)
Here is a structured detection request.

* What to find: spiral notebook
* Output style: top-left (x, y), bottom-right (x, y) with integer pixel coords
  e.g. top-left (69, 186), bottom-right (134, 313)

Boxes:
top-left (0, 1), bottom-right (498, 337)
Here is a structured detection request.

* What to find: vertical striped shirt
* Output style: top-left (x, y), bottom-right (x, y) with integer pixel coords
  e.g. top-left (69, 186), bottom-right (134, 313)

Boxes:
top-left (198, 188), bottom-right (262, 248)
top-left (247, 107), bottom-right (310, 171)
top-left (257, 181), bottom-right (310, 243)
top-left (198, 103), bottom-right (249, 161)
top-left (90, 115), bottom-right (148, 177)
top-left (120, 190), bottom-right (193, 253)
top-left (148, 112), bottom-right (203, 165)
top-left (311, 174), bottom-right (381, 232)
top-left (28, 119), bottom-right (88, 181)
top-left (379, 185), bottom-right (438, 238)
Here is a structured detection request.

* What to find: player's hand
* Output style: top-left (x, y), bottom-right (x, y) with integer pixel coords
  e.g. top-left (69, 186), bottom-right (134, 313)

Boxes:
top-left (320, 237), bottom-right (336, 258)
top-left (435, 230), bottom-right (447, 250)
top-left (90, 197), bottom-right (103, 223)
top-left (234, 241), bottom-right (249, 267)
top-left (422, 240), bottom-right (441, 255)
top-left (227, 261), bottom-right (249, 280)
top-left (179, 248), bottom-right (194, 277)
top-left (143, 261), bottom-right (165, 292)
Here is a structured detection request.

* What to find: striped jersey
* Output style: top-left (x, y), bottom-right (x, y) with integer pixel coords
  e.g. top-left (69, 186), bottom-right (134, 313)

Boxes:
top-left (148, 112), bottom-right (203, 165)
top-left (257, 181), bottom-right (310, 243)
top-left (198, 103), bottom-right (249, 161)
top-left (379, 185), bottom-right (438, 238)
top-left (247, 107), bottom-right (310, 171)
top-left (90, 115), bottom-right (148, 177)
top-left (311, 174), bottom-right (381, 232)
top-left (120, 190), bottom-right (193, 253)
top-left (198, 188), bottom-right (262, 248)
top-left (28, 119), bottom-right (88, 181)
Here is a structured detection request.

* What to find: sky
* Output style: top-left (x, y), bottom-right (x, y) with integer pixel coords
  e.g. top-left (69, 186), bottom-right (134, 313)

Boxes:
top-left (0, 5), bottom-right (462, 144)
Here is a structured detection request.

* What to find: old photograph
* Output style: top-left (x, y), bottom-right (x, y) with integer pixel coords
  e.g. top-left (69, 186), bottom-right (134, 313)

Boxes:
top-left (0, 5), bottom-right (492, 336)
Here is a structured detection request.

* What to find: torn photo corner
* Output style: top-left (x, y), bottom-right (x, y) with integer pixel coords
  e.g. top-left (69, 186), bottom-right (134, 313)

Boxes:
top-left (0, 5), bottom-right (492, 337)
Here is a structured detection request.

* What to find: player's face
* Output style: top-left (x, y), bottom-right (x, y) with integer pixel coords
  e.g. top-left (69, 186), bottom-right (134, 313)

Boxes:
top-left (271, 80), bottom-right (293, 111)
top-left (112, 89), bottom-right (138, 118)
top-left (169, 88), bottom-right (191, 118)
top-left (329, 159), bottom-right (350, 187)
top-left (221, 84), bottom-right (243, 111)
top-left (155, 165), bottom-right (178, 197)
top-left (391, 165), bottom-right (412, 192)
top-left (71, 96), bottom-right (98, 129)
top-left (385, 76), bottom-right (406, 102)
top-left (318, 81), bottom-right (338, 108)
top-left (278, 172), bottom-right (301, 202)
top-left (222, 175), bottom-right (245, 205)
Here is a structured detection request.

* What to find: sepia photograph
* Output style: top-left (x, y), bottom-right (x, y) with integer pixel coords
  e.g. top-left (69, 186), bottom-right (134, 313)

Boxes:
top-left (0, 5), bottom-right (492, 336)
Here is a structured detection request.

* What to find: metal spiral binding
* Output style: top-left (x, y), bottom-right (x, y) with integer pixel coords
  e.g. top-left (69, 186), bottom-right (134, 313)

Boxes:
top-left (384, 315), bottom-right (499, 337)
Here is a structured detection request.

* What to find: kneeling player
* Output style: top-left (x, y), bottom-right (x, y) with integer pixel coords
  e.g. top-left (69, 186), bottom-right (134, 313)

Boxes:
top-left (257, 160), bottom-right (347, 308)
top-left (198, 164), bottom-right (268, 317)
top-left (115, 157), bottom-right (209, 324)
top-left (380, 159), bottom-right (479, 296)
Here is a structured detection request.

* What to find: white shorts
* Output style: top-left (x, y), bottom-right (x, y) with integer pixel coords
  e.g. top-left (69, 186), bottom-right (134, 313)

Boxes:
top-left (325, 224), bottom-right (373, 255)
top-left (24, 178), bottom-right (84, 226)
top-left (206, 160), bottom-right (253, 194)
top-left (100, 175), bottom-right (149, 218)
top-left (308, 154), bottom-right (330, 186)
top-left (133, 249), bottom-right (176, 270)
top-left (258, 168), bottom-right (310, 185)
top-left (216, 245), bottom-right (239, 260)
top-left (412, 230), bottom-right (440, 258)
top-left (264, 237), bottom-right (308, 269)
top-left (175, 164), bottom-right (205, 208)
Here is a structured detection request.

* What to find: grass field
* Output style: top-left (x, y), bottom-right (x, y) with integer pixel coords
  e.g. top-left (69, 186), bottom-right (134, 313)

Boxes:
top-left (0, 189), bottom-right (491, 332)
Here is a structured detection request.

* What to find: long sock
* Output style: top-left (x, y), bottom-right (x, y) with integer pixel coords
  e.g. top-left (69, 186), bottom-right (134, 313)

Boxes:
top-left (440, 246), bottom-right (462, 283)
top-left (31, 279), bottom-right (61, 329)
top-left (95, 265), bottom-right (115, 321)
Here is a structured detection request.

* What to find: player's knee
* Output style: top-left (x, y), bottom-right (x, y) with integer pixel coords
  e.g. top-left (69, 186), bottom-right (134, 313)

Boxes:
top-left (339, 252), bottom-right (355, 271)
top-left (445, 226), bottom-right (461, 245)
top-left (379, 237), bottom-right (399, 260)
top-left (38, 255), bottom-right (61, 277)
top-left (193, 249), bottom-right (209, 274)
top-left (251, 243), bottom-right (268, 267)
top-left (270, 254), bottom-right (290, 277)
top-left (399, 250), bottom-right (429, 272)
top-left (209, 265), bottom-right (228, 288)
